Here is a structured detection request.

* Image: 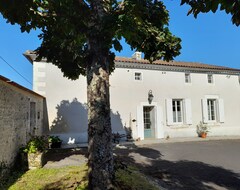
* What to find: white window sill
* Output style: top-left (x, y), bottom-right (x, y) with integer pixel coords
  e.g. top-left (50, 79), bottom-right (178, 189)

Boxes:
top-left (204, 122), bottom-right (221, 126)
top-left (169, 124), bottom-right (190, 129)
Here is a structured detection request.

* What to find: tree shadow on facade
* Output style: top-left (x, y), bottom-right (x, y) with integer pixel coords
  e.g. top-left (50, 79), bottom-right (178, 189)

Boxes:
top-left (115, 146), bottom-right (240, 190)
top-left (50, 98), bottom-right (88, 133)
top-left (111, 111), bottom-right (125, 133)
top-left (50, 98), bottom-right (126, 143)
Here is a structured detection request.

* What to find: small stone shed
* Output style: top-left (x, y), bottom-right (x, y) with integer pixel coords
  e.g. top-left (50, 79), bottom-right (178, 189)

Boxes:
top-left (0, 75), bottom-right (48, 171)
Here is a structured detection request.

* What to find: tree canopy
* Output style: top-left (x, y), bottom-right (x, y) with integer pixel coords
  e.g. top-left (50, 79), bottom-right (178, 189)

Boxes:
top-left (181, 0), bottom-right (240, 26)
top-left (1, 1), bottom-right (239, 189)
top-left (0, 1), bottom-right (182, 189)
top-left (0, 0), bottom-right (182, 80)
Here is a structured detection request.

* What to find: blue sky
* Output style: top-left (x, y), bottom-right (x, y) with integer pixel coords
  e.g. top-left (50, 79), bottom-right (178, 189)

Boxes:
top-left (0, 1), bottom-right (240, 90)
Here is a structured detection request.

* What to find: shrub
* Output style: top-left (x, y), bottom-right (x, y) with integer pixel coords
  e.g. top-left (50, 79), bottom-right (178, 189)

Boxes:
top-left (22, 136), bottom-right (48, 154)
top-left (196, 121), bottom-right (209, 135)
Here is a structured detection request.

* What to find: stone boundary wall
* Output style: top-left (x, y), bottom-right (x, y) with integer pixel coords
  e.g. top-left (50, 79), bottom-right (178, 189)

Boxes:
top-left (0, 79), bottom-right (46, 178)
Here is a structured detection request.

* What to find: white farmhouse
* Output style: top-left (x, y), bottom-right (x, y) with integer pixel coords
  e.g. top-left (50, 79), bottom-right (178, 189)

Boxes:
top-left (24, 51), bottom-right (240, 143)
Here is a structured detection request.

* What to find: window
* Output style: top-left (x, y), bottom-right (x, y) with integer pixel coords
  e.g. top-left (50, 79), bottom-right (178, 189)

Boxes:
top-left (172, 100), bottom-right (183, 123)
top-left (166, 99), bottom-right (192, 125)
top-left (207, 99), bottom-right (216, 121)
top-left (207, 74), bottom-right (213, 83)
top-left (143, 107), bottom-right (152, 129)
top-left (185, 73), bottom-right (191, 83)
top-left (134, 72), bottom-right (142, 81)
top-left (202, 97), bottom-right (225, 123)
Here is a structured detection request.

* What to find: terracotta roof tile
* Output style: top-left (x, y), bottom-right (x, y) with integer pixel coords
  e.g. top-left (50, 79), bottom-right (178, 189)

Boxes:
top-left (115, 57), bottom-right (240, 72)
top-left (24, 50), bottom-right (240, 72)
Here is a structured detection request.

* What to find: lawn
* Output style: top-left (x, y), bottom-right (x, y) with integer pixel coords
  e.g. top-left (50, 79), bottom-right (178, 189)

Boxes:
top-left (5, 165), bottom-right (88, 190)
top-left (2, 164), bottom-right (160, 190)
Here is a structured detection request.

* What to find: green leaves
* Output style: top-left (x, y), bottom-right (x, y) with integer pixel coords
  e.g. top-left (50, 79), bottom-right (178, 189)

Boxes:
top-left (181, 0), bottom-right (240, 26)
top-left (117, 0), bottom-right (181, 61)
top-left (112, 38), bottom-right (123, 52)
top-left (1, 0), bottom-right (182, 78)
top-left (1, 0), bottom-right (239, 80)
top-left (23, 136), bottom-right (48, 154)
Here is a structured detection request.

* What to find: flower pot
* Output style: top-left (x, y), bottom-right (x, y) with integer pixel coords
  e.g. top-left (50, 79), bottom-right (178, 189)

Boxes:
top-left (28, 152), bottom-right (45, 169)
top-left (201, 132), bottom-right (207, 138)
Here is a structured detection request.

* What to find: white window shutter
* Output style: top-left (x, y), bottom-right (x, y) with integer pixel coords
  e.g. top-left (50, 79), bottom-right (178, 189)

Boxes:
top-left (166, 99), bottom-right (173, 125)
top-left (202, 99), bottom-right (208, 123)
top-left (184, 99), bottom-right (192, 125)
top-left (137, 106), bottom-right (144, 140)
top-left (156, 105), bottom-right (164, 138)
top-left (218, 99), bottom-right (225, 123)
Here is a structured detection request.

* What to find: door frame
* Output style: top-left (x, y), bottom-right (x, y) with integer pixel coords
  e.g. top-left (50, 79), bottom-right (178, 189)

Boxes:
top-left (137, 102), bottom-right (164, 140)
top-left (143, 105), bottom-right (155, 138)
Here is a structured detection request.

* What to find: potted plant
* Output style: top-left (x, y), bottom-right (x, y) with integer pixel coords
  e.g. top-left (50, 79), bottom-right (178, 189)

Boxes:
top-left (22, 136), bottom-right (48, 169)
top-left (197, 121), bottom-right (209, 138)
top-left (48, 136), bottom-right (62, 149)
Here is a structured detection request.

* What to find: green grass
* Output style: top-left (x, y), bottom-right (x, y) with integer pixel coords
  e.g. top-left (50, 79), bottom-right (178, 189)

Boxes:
top-left (2, 165), bottom-right (160, 190)
top-left (114, 166), bottom-right (160, 190)
top-left (4, 165), bottom-right (88, 190)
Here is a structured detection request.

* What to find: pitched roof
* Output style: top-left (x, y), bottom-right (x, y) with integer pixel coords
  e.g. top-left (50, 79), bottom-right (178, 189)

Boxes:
top-left (115, 57), bottom-right (240, 72)
top-left (24, 50), bottom-right (240, 73)
top-left (0, 75), bottom-right (45, 99)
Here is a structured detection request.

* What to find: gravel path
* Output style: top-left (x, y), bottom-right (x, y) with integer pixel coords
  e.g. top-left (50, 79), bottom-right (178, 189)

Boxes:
top-left (43, 148), bottom-right (88, 168)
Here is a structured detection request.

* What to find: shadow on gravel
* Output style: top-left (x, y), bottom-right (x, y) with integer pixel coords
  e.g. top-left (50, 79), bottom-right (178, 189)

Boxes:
top-left (115, 144), bottom-right (240, 190)
top-left (44, 148), bottom-right (88, 163)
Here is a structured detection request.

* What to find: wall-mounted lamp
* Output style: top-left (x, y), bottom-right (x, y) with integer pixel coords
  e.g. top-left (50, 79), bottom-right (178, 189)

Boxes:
top-left (148, 90), bottom-right (154, 104)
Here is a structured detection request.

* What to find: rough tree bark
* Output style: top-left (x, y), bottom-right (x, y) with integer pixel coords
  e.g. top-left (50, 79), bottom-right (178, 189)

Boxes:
top-left (87, 38), bottom-right (113, 190)
top-left (86, 1), bottom-right (114, 189)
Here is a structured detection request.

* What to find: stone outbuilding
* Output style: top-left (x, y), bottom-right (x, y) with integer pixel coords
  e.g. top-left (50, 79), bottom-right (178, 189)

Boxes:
top-left (0, 75), bottom-right (48, 172)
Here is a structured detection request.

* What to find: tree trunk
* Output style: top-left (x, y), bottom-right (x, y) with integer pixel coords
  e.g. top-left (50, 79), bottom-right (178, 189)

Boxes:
top-left (87, 44), bottom-right (113, 190)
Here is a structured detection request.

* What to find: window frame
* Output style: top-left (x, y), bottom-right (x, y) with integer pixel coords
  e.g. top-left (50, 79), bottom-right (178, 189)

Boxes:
top-left (172, 99), bottom-right (184, 124)
top-left (207, 74), bottom-right (214, 84)
top-left (207, 99), bottom-right (217, 122)
top-left (143, 107), bottom-right (151, 129)
top-left (185, 73), bottom-right (191, 83)
top-left (202, 95), bottom-right (225, 124)
top-left (134, 72), bottom-right (142, 81)
top-left (166, 98), bottom-right (192, 126)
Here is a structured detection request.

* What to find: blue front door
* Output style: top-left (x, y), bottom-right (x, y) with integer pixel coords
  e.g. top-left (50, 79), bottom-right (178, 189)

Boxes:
top-left (143, 106), bottom-right (155, 138)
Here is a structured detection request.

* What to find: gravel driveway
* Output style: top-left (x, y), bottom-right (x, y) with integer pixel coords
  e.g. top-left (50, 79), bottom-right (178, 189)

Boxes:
top-left (43, 139), bottom-right (240, 190)
top-left (115, 139), bottom-right (240, 190)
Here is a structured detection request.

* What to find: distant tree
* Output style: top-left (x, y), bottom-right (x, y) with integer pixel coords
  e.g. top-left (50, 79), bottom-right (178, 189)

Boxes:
top-left (181, 0), bottom-right (240, 26)
top-left (0, 1), bottom-right (181, 189)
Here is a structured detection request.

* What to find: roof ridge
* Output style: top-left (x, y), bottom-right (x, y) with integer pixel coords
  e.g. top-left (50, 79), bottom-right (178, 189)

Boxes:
top-left (115, 57), bottom-right (240, 72)
top-left (24, 51), bottom-right (240, 72)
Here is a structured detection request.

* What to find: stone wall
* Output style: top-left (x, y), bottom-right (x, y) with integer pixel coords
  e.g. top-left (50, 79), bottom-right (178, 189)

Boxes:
top-left (0, 79), bottom-right (45, 173)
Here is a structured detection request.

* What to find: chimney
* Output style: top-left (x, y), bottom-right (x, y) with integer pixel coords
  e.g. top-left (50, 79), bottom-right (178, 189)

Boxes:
top-left (132, 52), bottom-right (142, 60)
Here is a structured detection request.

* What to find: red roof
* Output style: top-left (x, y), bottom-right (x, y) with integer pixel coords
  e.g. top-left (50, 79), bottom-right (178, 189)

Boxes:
top-left (24, 50), bottom-right (240, 72)
top-left (115, 57), bottom-right (240, 72)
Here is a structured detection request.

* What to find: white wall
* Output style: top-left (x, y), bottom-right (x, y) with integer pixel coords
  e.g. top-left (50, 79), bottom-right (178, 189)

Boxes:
top-left (110, 68), bottom-right (240, 138)
top-left (33, 61), bottom-right (240, 142)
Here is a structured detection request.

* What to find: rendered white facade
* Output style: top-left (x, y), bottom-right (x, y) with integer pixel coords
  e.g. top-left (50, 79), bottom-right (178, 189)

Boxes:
top-left (26, 52), bottom-right (240, 143)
